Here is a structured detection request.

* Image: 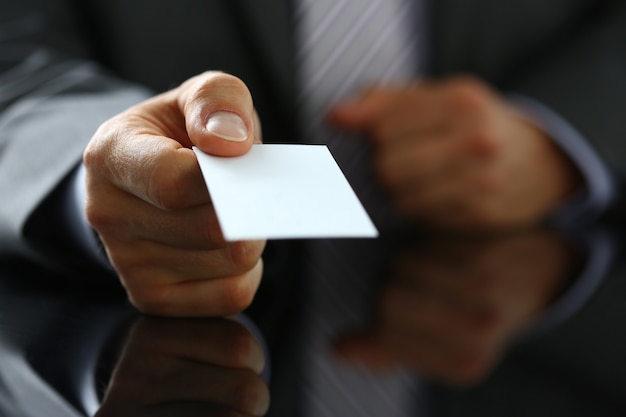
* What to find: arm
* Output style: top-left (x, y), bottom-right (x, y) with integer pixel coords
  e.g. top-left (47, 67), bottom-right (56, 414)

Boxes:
top-left (0, 3), bottom-right (267, 317)
top-left (0, 2), bottom-right (150, 264)
top-left (508, 2), bottom-right (626, 189)
top-left (330, 77), bottom-right (585, 231)
top-left (329, 1), bottom-right (626, 231)
top-left (510, 95), bottom-right (615, 227)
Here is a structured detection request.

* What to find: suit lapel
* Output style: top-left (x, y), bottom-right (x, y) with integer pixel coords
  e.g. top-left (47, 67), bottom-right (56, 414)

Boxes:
top-left (227, 0), bottom-right (296, 116)
top-left (428, 0), bottom-right (478, 74)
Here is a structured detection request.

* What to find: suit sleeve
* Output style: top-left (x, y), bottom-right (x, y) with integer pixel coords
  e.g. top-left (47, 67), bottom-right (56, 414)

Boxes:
top-left (0, 1), bottom-right (151, 268)
top-left (508, 2), bottom-right (626, 200)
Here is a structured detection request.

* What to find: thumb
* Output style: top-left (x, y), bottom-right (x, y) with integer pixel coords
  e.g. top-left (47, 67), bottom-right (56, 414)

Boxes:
top-left (179, 71), bottom-right (258, 157)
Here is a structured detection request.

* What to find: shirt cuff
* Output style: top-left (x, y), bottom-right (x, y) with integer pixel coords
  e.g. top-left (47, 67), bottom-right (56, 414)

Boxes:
top-left (509, 94), bottom-right (616, 228)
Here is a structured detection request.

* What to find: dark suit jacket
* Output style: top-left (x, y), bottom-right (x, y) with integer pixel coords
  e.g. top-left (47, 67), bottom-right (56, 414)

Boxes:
top-left (1, 0), bottom-right (625, 265)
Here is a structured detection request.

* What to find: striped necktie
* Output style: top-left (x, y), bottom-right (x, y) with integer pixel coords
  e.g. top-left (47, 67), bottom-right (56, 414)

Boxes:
top-left (294, 2), bottom-right (427, 416)
top-left (300, 238), bottom-right (427, 417)
top-left (294, 0), bottom-right (419, 231)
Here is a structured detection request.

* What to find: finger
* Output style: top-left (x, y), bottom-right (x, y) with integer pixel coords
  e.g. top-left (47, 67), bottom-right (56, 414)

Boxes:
top-left (108, 240), bottom-right (265, 282)
top-left (179, 71), bottom-right (257, 156)
top-left (85, 71), bottom-right (257, 210)
top-left (333, 331), bottom-right (398, 371)
top-left (379, 283), bottom-right (500, 341)
top-left (365, 95), bottom-right (451, 143)
top-left (377, 324), bottom-right (496, 386)
top-left (374, 130), bottom-right (462, 189)
top-left (389, 162), bottom-right (469, 211)
top-left (112, 402), bottom-right (264, 417)
top-left (160, 368), bottom-right (270, 416)
top-left (111, 359), bottom-right (269, 416)
top-left (390, 161), bottom-right (502, 224)
top-left (336, 321), bottom-right (495, 385)
top-left (329, 88), bottom-right (398, 128)
top-left (126, 259), bottom-right (264, 317)
top-left (84, 130), bottom-right (210, 210)
top-left (376, 289), bottom-right (500, 374)
top-left (330, 82), bottom-right (445, 139)
top-left (369, 83), bottom-right (493, 147)
top-left (393, 250), bottom-right (508, 307)
top-left (87, 179), bottom-right (227, 249)
top-left (131, 317), bottom-right (266, 373)
top-left (149, 367), bottom-right (270, 417)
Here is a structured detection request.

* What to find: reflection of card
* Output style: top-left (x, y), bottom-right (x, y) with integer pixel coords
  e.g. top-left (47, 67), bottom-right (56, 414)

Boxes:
top-left (193, 144), bottom-right (378, 241)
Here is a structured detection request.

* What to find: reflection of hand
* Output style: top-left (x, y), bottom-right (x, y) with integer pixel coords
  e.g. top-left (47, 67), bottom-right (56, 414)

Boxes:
top-left (84, 72), bottom-right (266, 316)
top-left (335, 231), bottom-right (578, 385)
top-left (95, 316), bottom-right (270, 417)
top-left (330, 76), bottom-right (582, 231)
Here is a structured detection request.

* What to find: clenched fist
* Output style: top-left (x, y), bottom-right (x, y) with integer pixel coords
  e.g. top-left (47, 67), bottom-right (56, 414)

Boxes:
top-left (331, 76), bottom-right (582, 231)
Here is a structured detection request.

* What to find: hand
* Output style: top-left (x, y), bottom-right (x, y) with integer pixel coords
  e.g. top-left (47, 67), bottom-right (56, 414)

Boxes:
top-left (330, 75), bottom-right (582, 232)
top-left (83, 71), bottom-right (266, 316)
top-left (95, 316), bottom-right (270, 417)
top-left (334, 231), bottom-right (577, 385)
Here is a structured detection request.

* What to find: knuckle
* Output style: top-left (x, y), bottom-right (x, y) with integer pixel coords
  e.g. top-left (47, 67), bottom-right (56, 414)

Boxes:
top-left (223, 272), bottom-right (259, 312)
top-left (84, 202), bottom-right (109, 232)
top-left (226, 328), bottom-right (258, 367)
top-left (448, 75), bottom-right (492, 112)
top-left (203, 71), bottom-right (249, 93)
top-left (84, 197), bottom-right (121, 236)
top-left (232, 374), bottom-right (270, 415)
top-left (198, 207), bottom-right (227, 246)
top-left (82, 141), bottom-right (101, 171)
top-left (145, 145), bottom-right (208, 211)
top-left (147, 161), bottom-right (184, 210)
top-left (230, 241), bottom-right (264, 272)
top-left (128, 285), bottom-right (173, 316)
top-left (83, 120), bottom-right (115, 171)
top-left (186, 71), bottom-right (251, 111)
top-left (117, 268), bottom-right (174, 315)
top-left (468, 127), bottom-right (502, 158)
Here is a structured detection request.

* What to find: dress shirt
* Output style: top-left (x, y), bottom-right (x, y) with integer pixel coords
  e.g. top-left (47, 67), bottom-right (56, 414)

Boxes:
top-left (297, 5), bottom-right (426, 416)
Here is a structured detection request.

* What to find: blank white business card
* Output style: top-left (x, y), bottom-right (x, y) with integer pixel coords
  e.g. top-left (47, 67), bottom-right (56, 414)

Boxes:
top-left (193, 144), bottom-right (378, 241)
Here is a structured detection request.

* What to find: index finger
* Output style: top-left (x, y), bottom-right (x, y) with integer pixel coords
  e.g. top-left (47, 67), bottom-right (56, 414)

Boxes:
top-left (84, 72), bottom-right (258, 210)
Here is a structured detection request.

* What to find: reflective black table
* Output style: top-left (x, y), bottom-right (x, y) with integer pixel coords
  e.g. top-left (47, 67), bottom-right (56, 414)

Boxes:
top-left (1, 225), bottom-right (625, 416)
